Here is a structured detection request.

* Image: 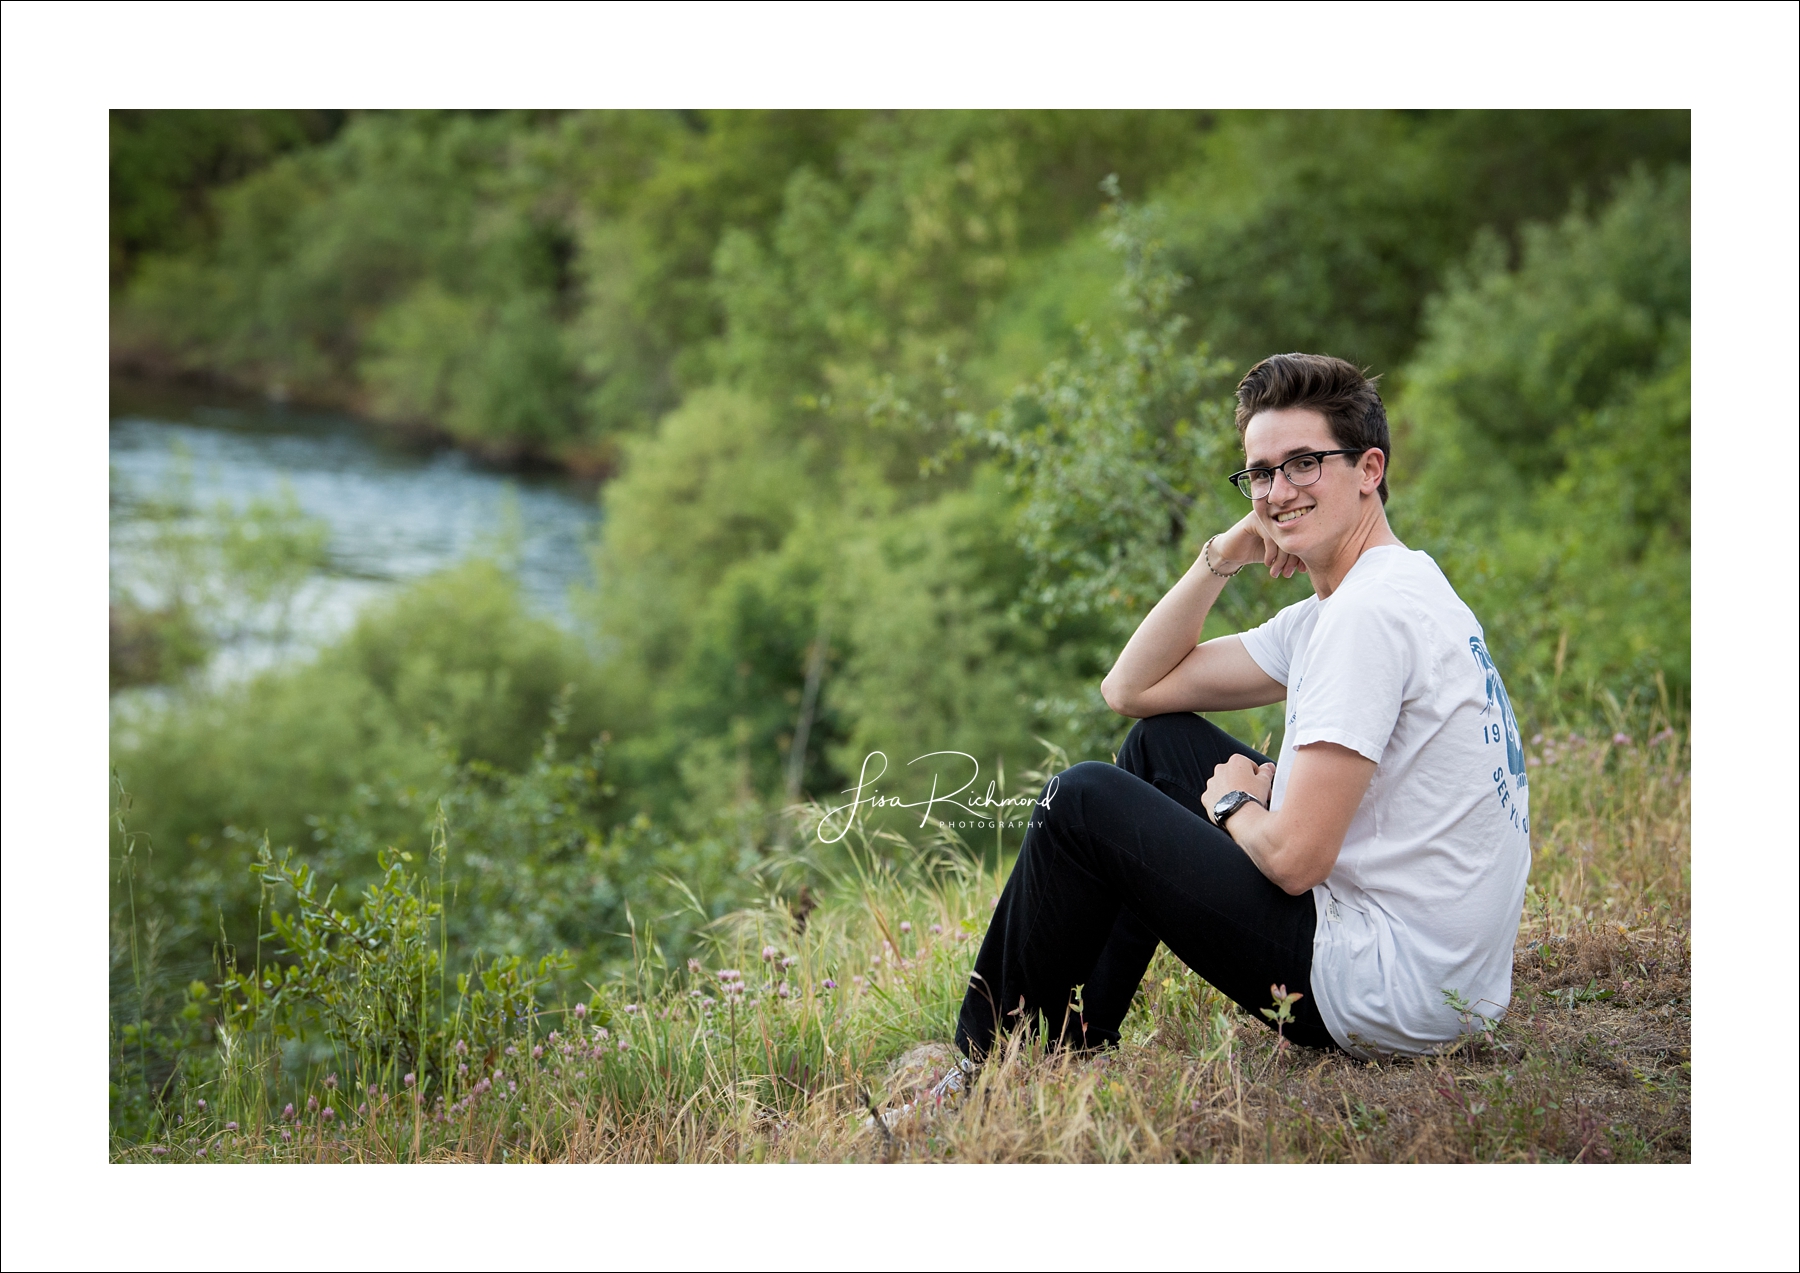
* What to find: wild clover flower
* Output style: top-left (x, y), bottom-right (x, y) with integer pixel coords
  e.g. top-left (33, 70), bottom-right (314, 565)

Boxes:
top-left (596, 1027), bottom-right (610, 1040)
top-left (900, 921), bottom-right (912, 934)
top-left (762, 945), bottom-right (778, 962)
top-left (196, 1099), bottom-right (207, 1110)
top-left (403, 1072), bottom-right (416, 1087)
top-left (307, 1096), bottom-right (319, 1113)
top-left (781, 955), bottom-right (797, 969)
top-left (617, 1040), bottom-right (630, 1053)
top-left (688, 958), bottom-right (703, 973)
top-left (321, 1107), bottom-right (335, 1122)
top-left (624, 1003), bottom-right (639, 1014)
top-left (324, 1074), bottom-right (338, 1090)
top-left (505, 1045), bottom-right (518, 1056)
top-left (821, 979), bottom-right (837, 990)
top-left (282, 1104), bottom-right (295, 1121)
top-left (152, 1146), bottom-right (168, 1157)
top-left (531, 1046), bottom-right (543, 1060)
top-left (368, 1083), bottom-right (379, 1096)
top-left (777, 982), bottom-right (790, 998)
top-left (196, 1148), bottom-right (207, 1159)
top-left (455, 1038), bottom-right (470, 1053)
top-left (930, 923), bottom-right (943, 935)
top-left (225, 1121), bottom-right (238, 1132)
top-left (358, 1103), bottom-right (368, 1118)
top-left (573, 1003), bottom-right (588, 1019)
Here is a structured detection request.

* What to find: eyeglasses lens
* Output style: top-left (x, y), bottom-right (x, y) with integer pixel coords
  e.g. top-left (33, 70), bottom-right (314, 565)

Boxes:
top-left (1237, 455), bottom-right (1329, 499)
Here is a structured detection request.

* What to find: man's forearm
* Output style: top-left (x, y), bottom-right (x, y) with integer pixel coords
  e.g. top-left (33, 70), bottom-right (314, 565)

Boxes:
top-left (1100, 551), bottom-right (1231, 713)
top-left (1214, 743), bottom-right (1375, 896)
top-left (1221, 804), bottom-right (1327, 896)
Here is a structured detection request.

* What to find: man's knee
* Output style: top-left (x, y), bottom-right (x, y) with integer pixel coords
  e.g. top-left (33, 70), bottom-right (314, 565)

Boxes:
top-left (1120, 711), bottom-right (1206, 761)
top-left (1039, 760), bottom-right (1126, 825)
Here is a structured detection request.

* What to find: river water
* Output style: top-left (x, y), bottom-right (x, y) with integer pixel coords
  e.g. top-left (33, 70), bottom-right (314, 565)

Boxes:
top-left (109, 376), bottom-right (602, 682)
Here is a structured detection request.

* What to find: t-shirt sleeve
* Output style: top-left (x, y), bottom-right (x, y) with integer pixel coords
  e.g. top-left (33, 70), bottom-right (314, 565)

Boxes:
top-left (1288, 592), bottom-right (1415, 764)
top-left (1237, 598), bottom-right (1310, 686)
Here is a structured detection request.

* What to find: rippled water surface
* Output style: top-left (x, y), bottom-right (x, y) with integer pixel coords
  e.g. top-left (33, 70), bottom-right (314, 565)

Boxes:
top-left (110, 377), bottom-right (601, 676)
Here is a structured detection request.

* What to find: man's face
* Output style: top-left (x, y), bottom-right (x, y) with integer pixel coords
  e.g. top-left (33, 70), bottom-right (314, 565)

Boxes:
top-left (1240, 407), bottom-right (1370, 557)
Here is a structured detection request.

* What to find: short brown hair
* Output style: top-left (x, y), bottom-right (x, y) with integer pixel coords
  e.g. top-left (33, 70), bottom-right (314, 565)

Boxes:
top-left (1234, 353), bottom-right (1391, 503)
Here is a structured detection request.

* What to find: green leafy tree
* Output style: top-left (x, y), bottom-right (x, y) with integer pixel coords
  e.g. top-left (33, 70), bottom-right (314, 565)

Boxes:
top-left (1396, 167), bottom-right (1690, 698)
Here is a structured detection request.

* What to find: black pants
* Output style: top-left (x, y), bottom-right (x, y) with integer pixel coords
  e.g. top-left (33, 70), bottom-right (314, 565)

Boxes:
top-left (955, 712), bottom-right (1338, 1056)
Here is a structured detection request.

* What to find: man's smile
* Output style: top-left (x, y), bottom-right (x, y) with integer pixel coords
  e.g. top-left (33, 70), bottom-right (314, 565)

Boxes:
top-left (1272, 505), bottom-right (1314, 525)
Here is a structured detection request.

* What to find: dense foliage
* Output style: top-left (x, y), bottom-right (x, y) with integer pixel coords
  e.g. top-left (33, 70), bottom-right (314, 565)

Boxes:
top-left (109, 111), bottom-right (1690, 1142)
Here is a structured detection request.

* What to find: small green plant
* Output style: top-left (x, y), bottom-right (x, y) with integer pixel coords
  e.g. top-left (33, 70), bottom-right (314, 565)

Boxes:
top-left (1261, 983), bottom-right (1304, 1050)
top-left (1441, 987), bottom-right (1505, 1050)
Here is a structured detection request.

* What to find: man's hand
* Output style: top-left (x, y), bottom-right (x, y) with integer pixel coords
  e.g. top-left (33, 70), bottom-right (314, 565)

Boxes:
top-left (1202, 752), bottom-right (1276, 819)
top-left (1208, 741), bottom-right (1377, 895)
top-left (1215, 508), bottom-right (1307, 581)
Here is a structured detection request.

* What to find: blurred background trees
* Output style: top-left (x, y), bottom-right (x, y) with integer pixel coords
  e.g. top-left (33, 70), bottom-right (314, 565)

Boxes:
top-left (109, 108), bottom-right (1690, 999)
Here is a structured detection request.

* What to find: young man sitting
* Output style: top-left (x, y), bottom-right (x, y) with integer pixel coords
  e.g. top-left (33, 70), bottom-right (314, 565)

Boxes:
top-left (954, 352), bottom-right (1532, 1060)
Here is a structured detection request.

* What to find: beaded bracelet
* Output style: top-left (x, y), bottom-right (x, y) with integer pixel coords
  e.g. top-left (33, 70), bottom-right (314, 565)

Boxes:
top-left (1202, 535), bottom-right (1242, 579)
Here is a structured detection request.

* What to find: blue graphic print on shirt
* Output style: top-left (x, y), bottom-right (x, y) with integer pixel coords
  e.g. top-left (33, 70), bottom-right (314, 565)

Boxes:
top-left (1469, 636), bottom-right (1526, 789)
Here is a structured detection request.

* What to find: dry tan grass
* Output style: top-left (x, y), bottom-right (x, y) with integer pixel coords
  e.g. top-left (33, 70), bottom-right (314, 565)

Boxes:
top-left (117, 722), bottom-right (1688, 1165)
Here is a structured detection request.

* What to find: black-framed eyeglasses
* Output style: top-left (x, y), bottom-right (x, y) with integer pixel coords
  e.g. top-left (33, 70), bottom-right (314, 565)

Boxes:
top-left (1226, 449), bottom-right (1368, 500)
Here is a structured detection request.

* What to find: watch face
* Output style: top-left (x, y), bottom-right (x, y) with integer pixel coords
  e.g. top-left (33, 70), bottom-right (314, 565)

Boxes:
top-left (1214, 791), bottom-right (1250, 822)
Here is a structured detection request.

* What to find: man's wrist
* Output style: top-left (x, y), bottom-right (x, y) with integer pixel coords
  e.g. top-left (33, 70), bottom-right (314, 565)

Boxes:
top-left (1212, 788), bottom-right (1266, 828)
top-left (1202, 535), bottom-right (1245, 579)
top-left (1218, 794), bottom-right (1269, 844)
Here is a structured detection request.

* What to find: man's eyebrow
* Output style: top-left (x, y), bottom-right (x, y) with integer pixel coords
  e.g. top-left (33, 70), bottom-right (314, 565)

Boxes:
top-left (1243, 444), bottom-right (1328, 469)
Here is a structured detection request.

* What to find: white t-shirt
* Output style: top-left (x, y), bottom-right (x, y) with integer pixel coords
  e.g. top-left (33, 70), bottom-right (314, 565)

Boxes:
top-left (1237, 545), bottom-right (1531, 1057)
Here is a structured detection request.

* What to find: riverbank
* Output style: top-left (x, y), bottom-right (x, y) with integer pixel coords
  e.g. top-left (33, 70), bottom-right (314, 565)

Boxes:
top-left (108, 356), bottom-right (618, 480)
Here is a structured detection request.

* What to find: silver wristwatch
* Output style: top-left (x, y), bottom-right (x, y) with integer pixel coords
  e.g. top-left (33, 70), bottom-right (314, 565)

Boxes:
top-left (1211, 789), bottom-right (1264, 827)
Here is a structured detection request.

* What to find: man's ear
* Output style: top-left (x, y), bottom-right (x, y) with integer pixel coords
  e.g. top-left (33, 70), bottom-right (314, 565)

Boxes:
top-left (1360, 449), bottom-right (1386, 496)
